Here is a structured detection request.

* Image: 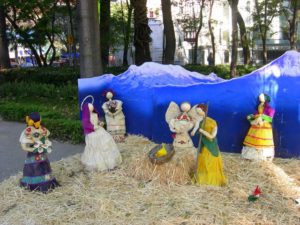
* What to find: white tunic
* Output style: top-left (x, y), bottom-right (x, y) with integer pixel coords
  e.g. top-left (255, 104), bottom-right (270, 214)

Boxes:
top-left (81, 112), bottom-right (122, 171)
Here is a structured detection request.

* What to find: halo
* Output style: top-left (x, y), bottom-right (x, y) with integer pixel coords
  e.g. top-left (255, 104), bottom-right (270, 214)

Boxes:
top-left (80, 95), bottom-right (94, 111)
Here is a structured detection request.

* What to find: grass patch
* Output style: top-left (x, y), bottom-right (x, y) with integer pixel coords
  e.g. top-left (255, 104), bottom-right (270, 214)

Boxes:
top-left (0, 99), bottom-right (83, 144)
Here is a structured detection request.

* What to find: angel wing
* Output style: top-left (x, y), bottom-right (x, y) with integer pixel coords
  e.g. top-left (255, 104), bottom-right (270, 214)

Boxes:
top-left (165, 101), bottom-right (181, 124)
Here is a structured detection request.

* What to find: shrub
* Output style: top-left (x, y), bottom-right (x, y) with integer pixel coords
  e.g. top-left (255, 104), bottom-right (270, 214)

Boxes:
top-left (0, 101), bottom-right (84, 143)
top-left (0, 82), bottom-right (78, 101)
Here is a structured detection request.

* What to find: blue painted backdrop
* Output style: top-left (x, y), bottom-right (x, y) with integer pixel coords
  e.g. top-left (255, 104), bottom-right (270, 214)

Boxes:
top-left (78, 51), bottom-right (300, 158)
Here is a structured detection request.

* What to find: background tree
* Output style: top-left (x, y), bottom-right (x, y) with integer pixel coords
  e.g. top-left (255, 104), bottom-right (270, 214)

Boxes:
top-left (229, 0), bottom-right (238, 77)
top-left (111, 0), bottom-right (133, 66)
top-left (132, 0), bottom-right (152, 65)
top-left (4, 0), bottom-right (60, 67)
top-left (78, 0), bottom-right (102, 77)
top-left (161, 0), bottom-right (175, 64)
top-left (100, 0), bottom-right (110, 68)
top-left (0, 4), bottom-right (11, 69)
top-left (65, 0), bottom-right (77, 66)
top-left (281, 0), bottom-right (300, 50)
top-left (177, 0), bottom-right (205, 64)
top-left (208, 0), bottom-right (215, 65)
top-left (122, 0), bottom-right (133, 66)
top-left (237, 7), bottom-right (250, 64)
top-left (253, 0), bottom-right (280, 64)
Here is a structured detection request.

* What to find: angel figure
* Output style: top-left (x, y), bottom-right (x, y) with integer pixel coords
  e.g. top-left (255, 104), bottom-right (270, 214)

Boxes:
top-left (81, 102), bottom-right (122, 171)
top-left (102, 90), bottom-right (126, 142)
top-left (241, 93), bottom-right (275, 161)
top-left (19, 112), bottom-right (60, 192)
top-left (165, 101), bottom-right (198, 148)
top-left (191, 104), bottom-right (227, 187)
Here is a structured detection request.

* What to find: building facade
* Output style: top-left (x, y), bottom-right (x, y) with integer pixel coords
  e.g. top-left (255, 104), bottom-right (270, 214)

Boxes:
top-left (112, 0), bottom-right (299, 66)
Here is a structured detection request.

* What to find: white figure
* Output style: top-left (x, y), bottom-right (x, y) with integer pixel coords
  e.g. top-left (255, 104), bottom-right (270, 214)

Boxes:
top-left (166, 101), bottom-right (202, 149)
top-left (102, 91), bottom-right (126, 142)
top-left (81, 103), bottom-right (122, 171)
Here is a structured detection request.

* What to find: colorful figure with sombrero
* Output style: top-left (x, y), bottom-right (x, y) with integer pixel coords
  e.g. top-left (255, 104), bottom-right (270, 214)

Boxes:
top-left (102, 90), bottom-right (126, 142)
top-left (242, 93), bottom-right (275, 161)
top-left (19, 112), bottom-right (60, 192)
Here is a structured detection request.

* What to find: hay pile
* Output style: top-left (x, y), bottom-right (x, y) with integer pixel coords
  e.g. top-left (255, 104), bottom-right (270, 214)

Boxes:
top-left (129, 145), bottom-right (195, 184)
top-left (0, 135), bottom-right (299, 225)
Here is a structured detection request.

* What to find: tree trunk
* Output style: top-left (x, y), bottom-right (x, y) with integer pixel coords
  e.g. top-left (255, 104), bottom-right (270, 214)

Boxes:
top-left (237, 10), bottom-right (250, 64)
top-left (208, 0), bottom-right (215, 65)
top-left (161, 0), bottom-right (175, 64)
top-left (262, 36), bottom-right (267, 64)
top-left (193, 0), bottom-right (205, 64)
top-left (123, 0), bottom-right (133, 66)
top-left (78, 0), bottom-right (102, 77)
top-left (100, 0), bottom-right (110, 68)
top-left (66, 0), bottom-right (77, 66)
top-left (133, 0), bottom-right (152, 65)
top-left (289, 0), bottom-right (298, 50)
top-left (0, 5), bottom-right (10, 69)
top-left (229, 0), bottom-right (238, 77)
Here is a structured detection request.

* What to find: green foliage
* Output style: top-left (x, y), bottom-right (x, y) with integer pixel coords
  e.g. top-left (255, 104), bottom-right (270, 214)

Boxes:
top-left (110, 1), bottom-right (133, 53)
top-left (0, 67), bottom-right (80, 85)
top-left (0, 66), bottom-right (132, 85)
top-left (183, 64), bottom-right (258, 79)
top-left (0, 82), bottom-right (77, 100)
top-left (0, 100), bottom-right (83, 143)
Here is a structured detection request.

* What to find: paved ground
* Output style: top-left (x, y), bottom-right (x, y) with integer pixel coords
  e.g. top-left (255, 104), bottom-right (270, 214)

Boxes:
top-left (0, 120), bottom-right (84, 182)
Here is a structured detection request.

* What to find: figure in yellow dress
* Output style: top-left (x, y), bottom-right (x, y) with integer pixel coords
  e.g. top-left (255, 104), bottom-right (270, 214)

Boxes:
top-left (191, 104), bottom-right (227, 186)
top-left (241, 93), bottom-right (275, 161)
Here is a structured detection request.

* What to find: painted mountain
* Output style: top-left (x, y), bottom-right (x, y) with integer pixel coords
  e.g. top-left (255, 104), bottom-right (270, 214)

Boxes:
top-left (78, 51), bottom-right (300, 158)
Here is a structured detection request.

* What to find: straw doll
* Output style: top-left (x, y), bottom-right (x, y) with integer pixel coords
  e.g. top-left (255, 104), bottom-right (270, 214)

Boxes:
top-left (191, 104), bottom-right (227, 186)
top-left (19, 112), bottom-right (60, 192)
top-left (81, 103), bottom-right (122, 171)
top-left (165, 102), bottom-right (195, 149)
top-left (242, 93), bottom-right (275, 161)
top-left (102, 90), bottom-right (126, 142)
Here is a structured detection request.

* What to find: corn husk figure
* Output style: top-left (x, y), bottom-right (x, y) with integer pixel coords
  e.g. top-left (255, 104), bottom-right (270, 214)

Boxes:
top-left (191, 104), bottom-right (227, 187)
top-left (102, 90), bottom-right (126, 143)
top-left (242, 93), bottom-right (275, 161)
top-left (165, 102), bottom-right (196, 149)
top-left (19, 112), bottom-right (60, 192)
top-left (81, 103), bottom-right (122, 171)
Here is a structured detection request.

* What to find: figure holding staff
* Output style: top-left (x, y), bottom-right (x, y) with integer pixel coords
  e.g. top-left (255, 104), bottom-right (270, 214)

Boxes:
top-left (191, 104), bottom-right (227, 186)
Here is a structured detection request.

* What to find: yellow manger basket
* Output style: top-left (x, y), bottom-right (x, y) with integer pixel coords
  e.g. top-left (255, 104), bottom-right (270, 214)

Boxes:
top-left (148, 143), bottom-right (175, 165)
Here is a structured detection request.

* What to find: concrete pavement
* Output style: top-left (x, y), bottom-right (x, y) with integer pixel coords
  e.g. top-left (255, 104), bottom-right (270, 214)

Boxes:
top-left (0, 120), bottom-right (84, 182)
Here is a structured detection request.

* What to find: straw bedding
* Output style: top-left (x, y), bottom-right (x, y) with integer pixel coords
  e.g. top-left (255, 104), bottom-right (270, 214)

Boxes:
top-left (0, 135), bottom-right (299, 225)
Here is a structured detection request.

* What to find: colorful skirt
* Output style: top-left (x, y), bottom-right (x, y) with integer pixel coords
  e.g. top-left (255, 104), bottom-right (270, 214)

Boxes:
top-left (193, 147), bottom-right (227, 186)
top-left (20, 152), bottom-right (60, 192)
top-left (243, 122), bottom-right (274, 149)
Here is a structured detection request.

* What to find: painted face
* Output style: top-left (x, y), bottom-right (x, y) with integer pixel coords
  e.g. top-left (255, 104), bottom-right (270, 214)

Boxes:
top-left (88, 103), bottom-right (94, 112)
top-left (180, 102), bottom-right (191, 112)
top-left (196, 107), bottom-right (205, 117)
top-left (106, 92), bottom-right (113, 100)
top-left (259, 93), bottom-right (265, 103)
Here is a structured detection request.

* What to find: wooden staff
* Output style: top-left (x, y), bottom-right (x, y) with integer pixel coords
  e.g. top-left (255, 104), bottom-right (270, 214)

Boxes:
top-left (194, 102), bottom-right (209, 181)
